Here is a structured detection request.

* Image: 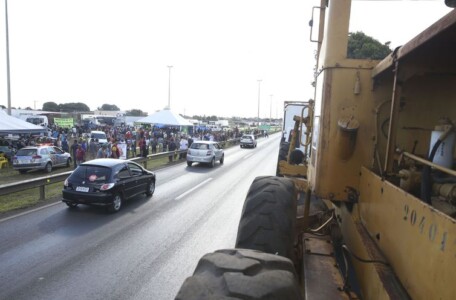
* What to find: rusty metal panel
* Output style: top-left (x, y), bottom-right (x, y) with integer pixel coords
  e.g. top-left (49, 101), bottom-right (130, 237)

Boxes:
top-left (359, 167), bottom-right (456, 300)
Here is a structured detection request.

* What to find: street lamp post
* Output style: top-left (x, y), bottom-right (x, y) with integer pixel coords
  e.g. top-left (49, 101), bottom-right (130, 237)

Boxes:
top-left (269, 94), bottom-right (273, 123)
top-left (167, 66), bottom-right (173, 109)
top-left (5, 0), bottom-right (12, 115)
top-left (257, 80), bottom-right (262, 126)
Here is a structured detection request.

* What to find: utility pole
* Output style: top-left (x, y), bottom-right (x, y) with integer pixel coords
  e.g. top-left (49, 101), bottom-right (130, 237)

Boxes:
top-left (269, 94), bottom-right (273, 123)
top-left (257, 80), bottom-right (262, 126)
top-left (167, 66), bottom-right (173, 109)
top-left (5, 0), bottom-right (12, 115)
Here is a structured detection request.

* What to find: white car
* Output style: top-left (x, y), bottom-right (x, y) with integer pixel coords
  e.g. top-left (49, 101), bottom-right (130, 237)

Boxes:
top-left (90, 130), bottom-right (108, 144)
top-left (187, 141), bottom-right (224, 168)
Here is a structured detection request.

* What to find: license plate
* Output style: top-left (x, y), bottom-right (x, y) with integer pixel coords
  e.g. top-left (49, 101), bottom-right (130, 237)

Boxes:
top-left (76, 186), bottom-right (89, 192)
top-left (19, 160), bottom-right (30, 164)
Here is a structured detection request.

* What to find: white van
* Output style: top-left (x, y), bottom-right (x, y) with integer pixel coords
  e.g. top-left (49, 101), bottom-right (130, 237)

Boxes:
top-left (90, 131), bottom-right (108, 144)
top-left (20, 115), bottom-right (49, 127)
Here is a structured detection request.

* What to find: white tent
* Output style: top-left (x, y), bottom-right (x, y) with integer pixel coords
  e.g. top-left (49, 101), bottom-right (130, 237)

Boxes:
top-left (135, 108), bottom-right (193, 127)
top-left (0, 110), bottom-right (48, 134)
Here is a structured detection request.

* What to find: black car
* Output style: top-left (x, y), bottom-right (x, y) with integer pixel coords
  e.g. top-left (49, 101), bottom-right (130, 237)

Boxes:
top-left (62, 159), bottom-right (156, 213)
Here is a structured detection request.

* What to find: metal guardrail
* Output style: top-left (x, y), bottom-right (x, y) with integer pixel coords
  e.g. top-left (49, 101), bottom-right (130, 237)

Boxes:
top-left (0, 138), bottom-right (243, 200)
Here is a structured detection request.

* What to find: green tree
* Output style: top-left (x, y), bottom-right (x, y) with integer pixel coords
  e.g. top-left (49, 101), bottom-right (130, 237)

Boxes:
top-left (126, 109), bottom-right (146, 116)
top-left (99, 104), bottom-right (120, 111)
top-left (347, 31), bottom-right (392, 60)
top-left (59, 102), bottom-right (90, 112)
top-left (42, 101), bottom-right (60, 111)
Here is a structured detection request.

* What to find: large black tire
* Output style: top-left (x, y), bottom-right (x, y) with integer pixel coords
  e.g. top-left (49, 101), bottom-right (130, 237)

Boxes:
top-left (276, 142), bottom-right (290, 176)
top-left (235, 176), bottom-right (297, 260)
top-left (175, 249), bottom-right (302, 300)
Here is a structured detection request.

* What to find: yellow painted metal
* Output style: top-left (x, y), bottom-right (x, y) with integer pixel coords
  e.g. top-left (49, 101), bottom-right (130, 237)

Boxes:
top-left (358, 167), bottom-right (456, 300)
top-left (278, 160), bottom-right (308, 178)
top-left (332, 203), bottom-right (401, 300)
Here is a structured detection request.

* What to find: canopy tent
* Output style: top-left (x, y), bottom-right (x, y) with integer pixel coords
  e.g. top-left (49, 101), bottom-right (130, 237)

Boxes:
top-left (135, 109), bottom-right (193, 127)
top-left (0, 110), bottom-right (48, 135)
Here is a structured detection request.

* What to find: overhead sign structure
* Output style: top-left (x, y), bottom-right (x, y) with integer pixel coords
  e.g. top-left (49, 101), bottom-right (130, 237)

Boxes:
top-left (54, 118), bottom-right (74, 128)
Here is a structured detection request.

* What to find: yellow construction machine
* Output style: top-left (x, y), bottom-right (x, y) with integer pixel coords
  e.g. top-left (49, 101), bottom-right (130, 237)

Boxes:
top-left (176, 1), bottom-right (456, 299)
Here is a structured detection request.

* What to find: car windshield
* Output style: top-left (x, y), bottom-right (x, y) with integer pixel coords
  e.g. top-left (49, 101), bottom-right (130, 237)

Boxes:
top-left (190, 143), bottom-right (209, 150)
top-left (16, 149), bottom-right (37, 156)
top-left (71, 165), bottom-right (111, 183)
top-left (92, 133), bottom-right (106, 139)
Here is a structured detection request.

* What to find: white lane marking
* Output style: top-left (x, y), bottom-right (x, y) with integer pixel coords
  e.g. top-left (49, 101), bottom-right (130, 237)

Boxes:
top-left (244, 153), bottom-right (254, 159)
top-left (175, 178), bottom-right (213, 200)
top-left (0, 201), bottom-right (61, 223)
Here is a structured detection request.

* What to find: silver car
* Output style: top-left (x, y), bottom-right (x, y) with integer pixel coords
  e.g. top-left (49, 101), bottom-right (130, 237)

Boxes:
top-left (13, 145), bottom-right (72, 174)
top-left (240, 134), bottom-right (257, 148)
top-left (187, 141), bottom-right (224, 168)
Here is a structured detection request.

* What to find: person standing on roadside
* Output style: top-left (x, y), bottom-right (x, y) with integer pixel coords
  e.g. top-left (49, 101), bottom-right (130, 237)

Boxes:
top-left (168, 137), bottom-right (177, 162)
top-left (89, 138), bottom-right (97, 160)
top-left (75, 144), bottom-right (85, 166)
top-left (111, 138), bottom-right (120, 159)
top-left (96, 144), bottom-right (108, 158)
top-left (71, 140), bottom-right (79, 169)
top-left (179, 136), bottom-right (188, 159)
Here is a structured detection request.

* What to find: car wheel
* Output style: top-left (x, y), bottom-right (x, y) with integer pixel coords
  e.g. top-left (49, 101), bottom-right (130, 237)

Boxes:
top-left (146, 181), bottom-right (155, 197)
top-left (19, 170), bottom-right (28, 174)
top-left (220, 154), bottom-right (224, 164)
top-left (210, 158), bottom-right (215, 168)
top-left (187, 161), bottom-right (192, 167)
top-left (66, 202), bottom-right (78, 208)
top-left (66, 158), bottom-right (72, 167)
top-left (108, 194), bottom-right (122, 213)
top-left (235, 176), bottom-right (297, 261)
top-left (45, 162), bottom-right (52, 173)
top-left (175, 249), bottom-right (301, 300)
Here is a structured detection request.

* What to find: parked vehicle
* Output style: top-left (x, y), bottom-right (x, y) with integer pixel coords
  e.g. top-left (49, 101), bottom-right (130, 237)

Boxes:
top-left (13, 146), bottom-right (71, 174)
top-left (239, 134), bottom-right (257, 148)
top-left (90, 130), bottom-right (108, 144)
top-left (176, 2), bottom-right (456, 299)
top-left (62, 159), bottom-right (156, 213)
top-left (186, 141), bottom-right (224, 168)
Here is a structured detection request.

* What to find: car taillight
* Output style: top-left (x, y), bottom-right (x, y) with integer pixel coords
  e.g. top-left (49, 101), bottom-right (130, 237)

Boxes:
top-left (64, 178), bottom-right (68, 187)
top-left (13, 156), bottom-right (17, 160)
top-left (206, 151), bottom-right (212, 156)
top-left (32, 155), bottom-right (42, 159)
top-left (100, 183), bottom-right (115, 191)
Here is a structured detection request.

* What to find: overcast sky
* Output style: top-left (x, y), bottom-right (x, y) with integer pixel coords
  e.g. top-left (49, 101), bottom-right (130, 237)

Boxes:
top-left (0, 0), bottom-right (452, 118)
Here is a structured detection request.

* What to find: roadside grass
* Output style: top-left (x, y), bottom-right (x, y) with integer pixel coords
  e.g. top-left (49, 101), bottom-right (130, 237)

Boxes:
top-left (0, 182), bottom-right (62, 213)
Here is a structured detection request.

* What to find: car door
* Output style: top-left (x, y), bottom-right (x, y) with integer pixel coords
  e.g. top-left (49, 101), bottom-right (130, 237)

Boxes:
top-left (127, 162), bottom-right (148, 196)
top-left (212, 143), bottom-right (222, 161)
top-left (52, 147), bottom-right (64, 166)
top-left (115, 165), bottom-right (136, 199)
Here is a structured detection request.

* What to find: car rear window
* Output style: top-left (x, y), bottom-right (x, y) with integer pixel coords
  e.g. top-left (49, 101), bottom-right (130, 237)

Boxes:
top-left (16, 149), bottom-right (37, 156)
top-left (242, 136), bottom-right (252, 140)
top-left (190, 143), bottom-right (209, 150)
top-left (71, 165), bottom-right (111, 183)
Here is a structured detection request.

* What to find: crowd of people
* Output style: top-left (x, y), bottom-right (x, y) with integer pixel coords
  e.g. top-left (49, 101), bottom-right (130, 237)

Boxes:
top-left (10, 123), bottom-right (256, 169)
